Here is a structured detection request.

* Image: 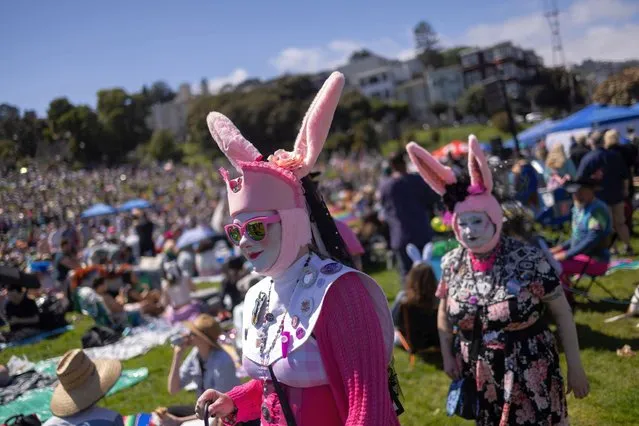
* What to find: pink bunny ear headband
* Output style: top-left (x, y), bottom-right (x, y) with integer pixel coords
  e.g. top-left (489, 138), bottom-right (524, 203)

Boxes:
top-left (207, 72), bottom-right (345, 274)
top-left (406, 135), bottom-right (503, 254)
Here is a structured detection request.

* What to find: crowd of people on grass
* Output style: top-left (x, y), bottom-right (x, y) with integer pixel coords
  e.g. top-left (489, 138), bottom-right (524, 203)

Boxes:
top-left (1, 72), bottom-right (638, 425)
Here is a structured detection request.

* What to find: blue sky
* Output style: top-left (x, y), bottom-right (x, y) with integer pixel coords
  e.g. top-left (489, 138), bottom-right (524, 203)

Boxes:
top-left (2, 0), bottom-right (638, 115)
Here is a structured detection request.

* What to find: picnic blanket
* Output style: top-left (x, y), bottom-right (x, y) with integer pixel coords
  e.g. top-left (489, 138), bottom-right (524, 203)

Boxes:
top-left (0, 371), bottom-right (58, 405)
top-left (606, 258), bottom-right (639, 275)
top-left (124, 413), bottom-right (153, 426)
top-left (0, 367), bottom-right (148, 422)
top-left (122, 414), bottom-right (206, 426)
top-left (0, 325), bottom-right (74, 351)
top-left (37, 319), bottom-right (183, 368)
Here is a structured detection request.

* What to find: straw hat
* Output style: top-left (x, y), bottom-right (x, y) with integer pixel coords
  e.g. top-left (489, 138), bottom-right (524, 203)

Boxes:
top-left (50, 349), bottom-right (122, 417)
top-left (186, 314), bottom-right (222, 348)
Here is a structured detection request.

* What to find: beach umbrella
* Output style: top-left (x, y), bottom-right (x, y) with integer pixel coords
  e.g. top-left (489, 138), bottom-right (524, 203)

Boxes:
top-left (432, 140), bottom-right (469, 160)
top-left (118, 198), bottom-right (152, 212)
top-left (81, 203), bottom-right (117, 218)
top-left (176, 226), bottom-right (216, 250)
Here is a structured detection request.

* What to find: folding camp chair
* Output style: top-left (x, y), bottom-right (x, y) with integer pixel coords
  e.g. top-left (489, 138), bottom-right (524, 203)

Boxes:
top-left (572, 236), bottom-right (620, 301)
top-left (536, 187), bottom-right (573, 235)
top-left (395, 305), bottom-right (439, 368)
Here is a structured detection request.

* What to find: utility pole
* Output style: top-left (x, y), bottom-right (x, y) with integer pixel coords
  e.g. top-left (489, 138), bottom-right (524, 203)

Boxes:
top-left (544, 0), bottom-right (574, 111)
top-left (498, 73), bottom-right (521, 156)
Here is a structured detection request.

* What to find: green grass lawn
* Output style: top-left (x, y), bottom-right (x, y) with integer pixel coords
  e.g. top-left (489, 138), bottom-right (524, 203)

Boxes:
top-left (2, 232), bottom-right (639, 424)
top-left (379, 123), bottom-right (521, 158)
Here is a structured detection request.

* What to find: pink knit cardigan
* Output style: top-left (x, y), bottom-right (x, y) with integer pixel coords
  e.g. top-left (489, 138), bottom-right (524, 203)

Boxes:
top-left (225, 273), bottom-right (400, 425)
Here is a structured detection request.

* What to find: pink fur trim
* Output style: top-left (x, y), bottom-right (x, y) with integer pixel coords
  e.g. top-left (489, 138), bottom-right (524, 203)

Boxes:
top-left (218, 167), bottom-right (230, 183)
top-left (467, 183), bottom-right (486, 195)
top-left (293, 72), bottom-right (345, 179)
top-left (442, 211), bottom-right (454, 225)
top-left (467, 135), bottom-right (493, 192)
top-left (406, 142), bottom-right (457, 195)
top-left (207, 112), bottom-right (262, 173)
top-left (236, 160), bottom-right (304, 200)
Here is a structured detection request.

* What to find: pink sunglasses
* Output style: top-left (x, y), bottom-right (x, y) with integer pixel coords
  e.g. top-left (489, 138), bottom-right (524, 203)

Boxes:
top-left (224, 214), bottom-right (281, 245)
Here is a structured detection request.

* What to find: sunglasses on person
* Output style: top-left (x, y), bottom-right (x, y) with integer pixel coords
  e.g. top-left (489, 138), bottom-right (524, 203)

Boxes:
top-left (224, 214), bottom-right (281, 246)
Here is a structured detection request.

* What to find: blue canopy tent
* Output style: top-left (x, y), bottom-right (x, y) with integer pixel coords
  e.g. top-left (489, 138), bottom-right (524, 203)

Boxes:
top-left (504, 119), bottom-right (556, 149)
top-left (118, 198), bottom-right (152, 212)
top-left (544, 104), bottom-right (639, 153)
top-left (548, 104), bottom-right (638, 133)
top-left (81, 203), bottom-right (117, 218)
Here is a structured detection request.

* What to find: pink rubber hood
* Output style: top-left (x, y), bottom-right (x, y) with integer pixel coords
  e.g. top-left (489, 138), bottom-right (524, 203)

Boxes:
top-left (406, 135), bottom-right (503, 253)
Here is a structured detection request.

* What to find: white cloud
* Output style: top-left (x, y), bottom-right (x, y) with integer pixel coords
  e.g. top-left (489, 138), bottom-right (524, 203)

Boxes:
top-left (205, 68), bottom-right (249, 94)
top-left (453, 0), bottom-right (639, 66)
top-left (269, 37), bottom-right (414, 74)
top-left (568, 23), bottom-right (639, 62)
top-left (269, 47), bottom-right (332, 74)
top-left (266, 0), bottom-right (637, 76)
top-left (568, 0), bottom-right (638, 25)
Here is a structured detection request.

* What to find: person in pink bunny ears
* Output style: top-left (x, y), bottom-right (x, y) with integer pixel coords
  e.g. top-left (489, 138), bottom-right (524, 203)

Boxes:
top-left (195, 72), bottom-right (401, 426)
top-left (406, 137), bottom-right (589, 425)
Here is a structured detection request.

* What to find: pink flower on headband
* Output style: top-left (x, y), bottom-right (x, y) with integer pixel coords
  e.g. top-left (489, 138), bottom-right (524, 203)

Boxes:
top-left (268, 149), bottom-right (304, 171)
top-left (442, 211), bottom-right (454, 225)
top-left (468, 183), bottom-right (486, 195)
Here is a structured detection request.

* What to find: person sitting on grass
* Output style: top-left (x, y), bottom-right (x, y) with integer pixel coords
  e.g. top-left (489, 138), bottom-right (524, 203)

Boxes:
top-left (551, 178), bottom-right (613, 302)
top-left (0, 284), bottom-right (42, 343)
top-left (161, 261), bottom-right (200, 324)
top-left (393, 260), bottom-right (439, 354)
top-left (92, 276), bottom-right (143, 328)
top-left (43, 349), bottom-right (123, 426)
top-left (159, 314), bottom-right (239, 426)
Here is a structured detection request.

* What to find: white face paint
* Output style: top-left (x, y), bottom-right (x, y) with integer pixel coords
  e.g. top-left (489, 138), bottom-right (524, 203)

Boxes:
top-left (233, 210), bottom-right (282, 272)
top-left (456, 211), bottom-right (496, 250)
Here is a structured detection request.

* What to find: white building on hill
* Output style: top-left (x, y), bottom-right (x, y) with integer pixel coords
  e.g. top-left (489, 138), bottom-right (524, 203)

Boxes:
top-left (146, 83), bottom-right (192, 142)
top-left (338, 52), bottom-right (465, 122)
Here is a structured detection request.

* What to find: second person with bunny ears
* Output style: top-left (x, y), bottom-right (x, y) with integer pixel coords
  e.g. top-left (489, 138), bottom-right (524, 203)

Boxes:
top-left (406, 137), bottom-right (589, 425)
top-left (195, 72), bottom-right (401, 426)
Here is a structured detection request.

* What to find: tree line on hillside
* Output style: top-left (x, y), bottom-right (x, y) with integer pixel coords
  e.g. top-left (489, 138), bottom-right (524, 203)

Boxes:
top-left (1, 19), bottom-right (638, 169)
top-left (0, 75), bottom-right (410, 168)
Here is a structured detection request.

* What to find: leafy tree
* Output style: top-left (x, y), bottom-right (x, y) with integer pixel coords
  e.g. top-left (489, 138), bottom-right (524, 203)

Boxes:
top-left (440, 47), bottom-right (470, 67)
top-left (57, 105), bottom-right (105, 164)
top-left (414, 21), bottom-right (443, 67)
top-left (352, 120), bottom-right (379, 152)
top-left (524, 68), bottom-right (585, 113)
top-left (17, 110), bottom-right (45, 157)
top-left (0, 104), bottom-right (45, 158)
top-left (146, 129), bottom-right (181, 162)
top-left (0, 104), bottom-right (20, 142)
top-left (349, 50), bottom-right (373, 61)
top-left (0, 139), bottom-right (18, 166)
top-left (147, 81), bottom-right (176, 104)
top-left (593, 67), bottom-right (639, 105)
top-left (490, 111), bottom-right (515, 134)
top-left (97, 88), bottom-right (150, 161)
top-left (430, 101), bottom-right (449, 118)
top-left (46, 98), bottom-right (74, 136)
top-left (324, 132), bottom-right (350, 152)
top-left (458, 84), bottom-right (487, 117)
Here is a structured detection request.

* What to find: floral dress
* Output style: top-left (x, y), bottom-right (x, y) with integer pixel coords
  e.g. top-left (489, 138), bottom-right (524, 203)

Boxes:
top-left (437, 237), bottom-right (568, 426)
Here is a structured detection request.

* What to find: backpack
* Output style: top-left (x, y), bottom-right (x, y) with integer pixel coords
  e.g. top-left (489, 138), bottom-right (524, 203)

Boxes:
top-left (36, 295), bottom-right (69, 331)
top-left (2, 414), bottom-right (41, 426)
top-left (81, 325), bottom-right (121, 348)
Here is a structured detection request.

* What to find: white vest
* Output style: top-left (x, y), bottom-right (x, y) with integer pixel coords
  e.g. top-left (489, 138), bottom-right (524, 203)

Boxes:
top-left (242, 254), bottom-right (393, 388)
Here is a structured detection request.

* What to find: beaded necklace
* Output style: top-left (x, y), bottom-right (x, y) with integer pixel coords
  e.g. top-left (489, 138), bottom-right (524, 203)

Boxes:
top-left (256, 254), bottom-right (311, 423)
